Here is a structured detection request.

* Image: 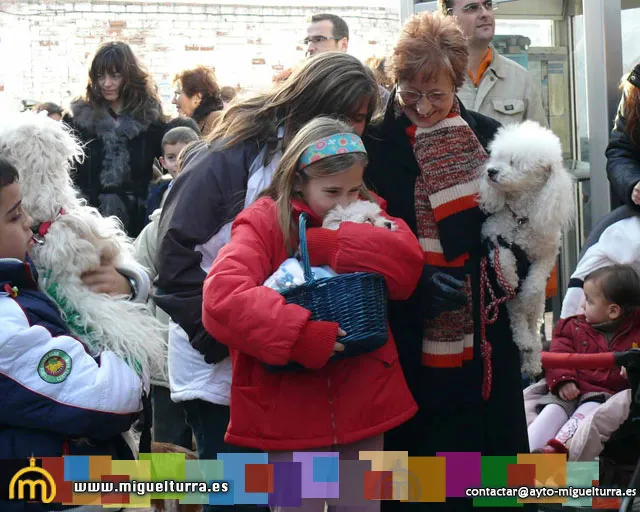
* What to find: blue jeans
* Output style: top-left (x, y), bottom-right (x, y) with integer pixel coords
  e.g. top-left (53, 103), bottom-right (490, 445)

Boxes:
top-left (182, 399), bottom-right (269, 512)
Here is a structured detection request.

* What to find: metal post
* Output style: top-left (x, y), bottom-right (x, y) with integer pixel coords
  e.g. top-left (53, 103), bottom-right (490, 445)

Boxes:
top-left (583, 0), bottom-right (623, 226)
top-left (399, 0), bottom-right (415, 26)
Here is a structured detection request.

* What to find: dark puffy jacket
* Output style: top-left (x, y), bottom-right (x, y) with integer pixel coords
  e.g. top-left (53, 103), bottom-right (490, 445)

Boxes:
top-left (155, 139), bottom-right (261, 361)
top-left (606, 92), bottom-right (640, 212)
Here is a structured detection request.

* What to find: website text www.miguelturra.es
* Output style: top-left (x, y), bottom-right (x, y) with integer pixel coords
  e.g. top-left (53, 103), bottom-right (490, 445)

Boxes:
top-left (73, 480), bottom-right (229, 496)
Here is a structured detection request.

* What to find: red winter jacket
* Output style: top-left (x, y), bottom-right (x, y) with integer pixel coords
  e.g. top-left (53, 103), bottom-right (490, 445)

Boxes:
top-left (546, 311), bottom-right (640, 395)
top-left (202, 196), bottom-right (423, 451)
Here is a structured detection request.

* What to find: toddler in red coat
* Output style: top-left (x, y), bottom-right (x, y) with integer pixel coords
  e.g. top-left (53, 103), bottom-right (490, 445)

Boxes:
top-left (529, 264), bottom-right (640, 454)
top-left (202, 117), bottom-right (424, 512)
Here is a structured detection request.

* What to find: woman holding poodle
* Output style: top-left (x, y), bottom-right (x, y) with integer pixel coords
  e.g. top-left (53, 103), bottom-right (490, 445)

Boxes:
top-left (363, 12), bottom-right (529, 506)
top-left (66, 41), bottom-right (166, 237)
top-left (155, 52), bottom-right (379, 512)
top-left (606, 63), bottom-right (640, 211)
top-left (173, 65), bottom-right (224, 136)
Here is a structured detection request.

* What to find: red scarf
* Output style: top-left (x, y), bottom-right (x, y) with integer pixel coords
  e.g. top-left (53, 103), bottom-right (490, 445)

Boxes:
top-left (408, 99), bottom-right (489, 368)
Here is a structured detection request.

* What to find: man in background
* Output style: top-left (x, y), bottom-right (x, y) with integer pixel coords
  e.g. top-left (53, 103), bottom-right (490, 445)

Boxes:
top-left (303, 14), bottom-right (389, 107)
top-left (439, 0), bottom-right (547, 126)
top-left (304, 13), bottom-right (349, 57)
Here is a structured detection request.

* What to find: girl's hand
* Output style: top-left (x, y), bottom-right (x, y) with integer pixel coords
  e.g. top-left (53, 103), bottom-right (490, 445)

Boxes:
top-left (81, 265), bottom-right (132, 296)
top-left (333, 327), bottom-right (347, 356)
top-left (558, 381), bottom-right (580, 401)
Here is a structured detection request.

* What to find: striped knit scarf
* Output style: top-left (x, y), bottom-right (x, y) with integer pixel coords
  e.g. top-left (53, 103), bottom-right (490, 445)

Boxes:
top-left (407, 98), bottom-right (489, 368)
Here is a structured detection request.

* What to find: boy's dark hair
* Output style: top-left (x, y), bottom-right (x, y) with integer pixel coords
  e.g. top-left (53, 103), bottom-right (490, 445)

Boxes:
top-left (161, 127), bottom-right (200, 152)
top-left (220, 86), bottom-right (237, 103)
top-left (585, 264), bottom-right (640, 312)
top-left (34, 102), bottom-right (64, 116)
top-left (165, 116), bottom-right (201, 135)
top-left (0, 156), bottom-right (19, 189)
top-left (310, 14), bottom-right (349, 41)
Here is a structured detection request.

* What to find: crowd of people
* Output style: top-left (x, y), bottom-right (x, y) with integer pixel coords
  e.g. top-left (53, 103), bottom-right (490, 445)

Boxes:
top-left (4, 0), bottom-right (640, 511)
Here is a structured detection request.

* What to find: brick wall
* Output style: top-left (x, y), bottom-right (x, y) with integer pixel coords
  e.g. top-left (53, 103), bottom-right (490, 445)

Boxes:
top-left (0, 0), bottom-right (399, 115)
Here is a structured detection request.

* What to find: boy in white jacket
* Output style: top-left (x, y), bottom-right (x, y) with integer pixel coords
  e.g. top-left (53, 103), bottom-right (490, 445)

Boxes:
top-left (0, 156), bottom-right (145, 510)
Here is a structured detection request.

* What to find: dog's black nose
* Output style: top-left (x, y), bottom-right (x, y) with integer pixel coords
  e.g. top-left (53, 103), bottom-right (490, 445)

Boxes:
top-left (384, 221), bottom-right (393, 229)
top-left (487, 168), bottom-right (499, 179)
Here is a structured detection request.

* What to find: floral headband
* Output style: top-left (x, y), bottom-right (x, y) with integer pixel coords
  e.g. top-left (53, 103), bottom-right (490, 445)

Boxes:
top-left (298, 133), bottom-right (367, 171)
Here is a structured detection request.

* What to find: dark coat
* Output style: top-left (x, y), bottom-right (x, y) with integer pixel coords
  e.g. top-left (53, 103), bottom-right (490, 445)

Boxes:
top-left (65, 99), bottom-right (165, 237)
top-left (363, 91), bottom-right (530, 462)
top-left (606, 93), bottom-right (640, 212)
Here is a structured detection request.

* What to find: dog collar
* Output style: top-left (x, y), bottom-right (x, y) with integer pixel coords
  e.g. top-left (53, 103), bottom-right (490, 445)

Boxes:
top-left (32, 208), bottom-right (67, 245)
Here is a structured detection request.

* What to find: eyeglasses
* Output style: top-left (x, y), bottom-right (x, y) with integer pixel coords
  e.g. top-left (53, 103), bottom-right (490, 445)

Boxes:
top-left (301, 35), bottom-right (341, 45)
top-left (396, 87), bottom-right (454, 106)
top-left (448, 0), bottom-right (496, 15)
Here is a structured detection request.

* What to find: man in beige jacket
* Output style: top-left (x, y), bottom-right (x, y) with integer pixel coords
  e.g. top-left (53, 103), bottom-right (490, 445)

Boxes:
top-left (439, 0), bottom-right (547, 127)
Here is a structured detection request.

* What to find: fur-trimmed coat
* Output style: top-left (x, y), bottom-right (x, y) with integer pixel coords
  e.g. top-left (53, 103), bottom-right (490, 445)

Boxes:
top-left (65, 99), bottom-right (165, 237)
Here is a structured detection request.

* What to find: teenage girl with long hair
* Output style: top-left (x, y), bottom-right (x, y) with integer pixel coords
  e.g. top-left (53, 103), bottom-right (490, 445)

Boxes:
top-left (67, 41), bottom-right (165, 237)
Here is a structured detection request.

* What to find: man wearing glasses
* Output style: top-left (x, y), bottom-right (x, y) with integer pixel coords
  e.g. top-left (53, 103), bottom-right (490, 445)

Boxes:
top-left (303, 13), bottom-right (349, 57)
top-left (439, 0), bottom-right (547, 127)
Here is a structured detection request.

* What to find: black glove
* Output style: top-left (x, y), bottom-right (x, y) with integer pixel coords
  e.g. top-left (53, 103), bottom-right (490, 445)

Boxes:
top-left (420, 266), bottom-right (468, 319)
top-left (191, 328), bottom-right (230, 364)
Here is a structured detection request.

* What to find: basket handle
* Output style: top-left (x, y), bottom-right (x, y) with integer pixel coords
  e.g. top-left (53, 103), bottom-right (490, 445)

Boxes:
top-left (298, 213), bottom-right (315, 284)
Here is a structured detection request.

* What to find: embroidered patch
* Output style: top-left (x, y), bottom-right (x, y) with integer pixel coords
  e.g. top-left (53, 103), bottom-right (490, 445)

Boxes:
top-left (38, 350), bottom-right (72, 384)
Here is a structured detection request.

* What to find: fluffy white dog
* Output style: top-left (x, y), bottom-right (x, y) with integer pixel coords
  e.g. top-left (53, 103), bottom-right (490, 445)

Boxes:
top-left (0, 113), bottom-right (166, 383)
top-left (322, 200), bottom-right (397, 231)
top-left (478, 121), bottom-right (574, 376)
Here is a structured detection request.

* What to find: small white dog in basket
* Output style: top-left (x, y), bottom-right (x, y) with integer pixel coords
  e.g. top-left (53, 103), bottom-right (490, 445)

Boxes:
top-left (264, 200), bottom-right (395, 291)
top-left (478, 121), bottom-right (574, 376)
top-left (0, 112), bottom-right (166, 383)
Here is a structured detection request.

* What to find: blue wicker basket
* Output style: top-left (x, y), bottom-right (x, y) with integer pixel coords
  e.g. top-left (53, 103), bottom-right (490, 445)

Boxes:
top-left (265, 213), bottom-right (389, 372)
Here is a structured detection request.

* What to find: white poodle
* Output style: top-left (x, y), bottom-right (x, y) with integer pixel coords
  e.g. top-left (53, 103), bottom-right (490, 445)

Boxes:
top-left (0, 113), bottom-right (166, 384)
top-left (478, 121), bottom-right (574, 376)
top-left (322, 200), bottom-right (396, 231)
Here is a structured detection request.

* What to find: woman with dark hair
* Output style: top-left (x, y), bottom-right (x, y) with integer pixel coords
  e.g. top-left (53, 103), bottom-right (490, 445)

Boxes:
top-left (66, 41), bottom-right (165, 237)
top-left (606, 64), bottom-right (640, 211)
top-left (155, 51), bottom-right (378, 512)
top-left (173, 66), bottom-right (224, 136)
top-left (363, 13), bottom-right (529, 510)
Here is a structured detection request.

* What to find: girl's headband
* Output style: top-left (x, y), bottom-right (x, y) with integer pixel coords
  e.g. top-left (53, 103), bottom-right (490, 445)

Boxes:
top-left (298, 133), bottom-right (367, 170)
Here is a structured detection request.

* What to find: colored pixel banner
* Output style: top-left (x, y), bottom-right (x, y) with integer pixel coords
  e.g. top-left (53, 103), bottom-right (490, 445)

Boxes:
top-left (0, 452), bottom-right (632, 508)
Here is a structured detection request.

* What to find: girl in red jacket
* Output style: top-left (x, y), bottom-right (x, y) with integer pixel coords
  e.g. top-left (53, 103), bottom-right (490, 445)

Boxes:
top-left (528, 264), bottom-right (640, 454)
top-left (202, 117), bottom-right (423, 511)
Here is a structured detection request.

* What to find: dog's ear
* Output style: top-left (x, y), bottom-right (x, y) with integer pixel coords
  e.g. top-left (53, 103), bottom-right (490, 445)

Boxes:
top-left (528, 164), bottom-right (575, 235)
top-left (477, 170), bottom-right (505, 214)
